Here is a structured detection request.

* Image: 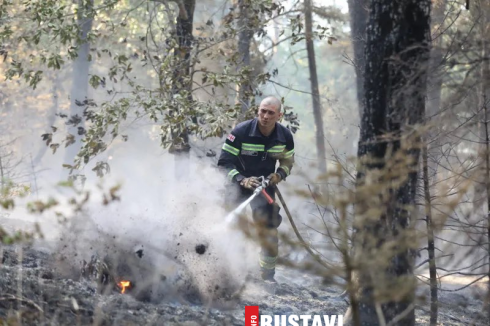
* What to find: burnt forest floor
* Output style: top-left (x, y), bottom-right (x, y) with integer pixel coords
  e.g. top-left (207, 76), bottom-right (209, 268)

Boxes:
top-left (0, 244), bottom-right (489, 325)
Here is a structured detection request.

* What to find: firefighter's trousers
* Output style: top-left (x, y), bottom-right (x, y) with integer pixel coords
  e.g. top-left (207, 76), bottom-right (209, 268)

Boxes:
top-left (225, 184), bottom-right (282, 276)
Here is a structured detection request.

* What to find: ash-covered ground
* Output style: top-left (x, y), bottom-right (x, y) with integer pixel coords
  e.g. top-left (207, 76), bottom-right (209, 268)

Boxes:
top-left (0, 242), bottom-right (488, 326)
top-left (0, 243), bottom-right (349, 326)
top-left (0, 170), bottom-right (488, 326)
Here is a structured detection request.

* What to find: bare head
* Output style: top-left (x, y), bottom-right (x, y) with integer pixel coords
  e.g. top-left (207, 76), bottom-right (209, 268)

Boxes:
top-left (257, 96), bottom-right (283, 134)
top-left (260, 96), bottom-right (282, 113)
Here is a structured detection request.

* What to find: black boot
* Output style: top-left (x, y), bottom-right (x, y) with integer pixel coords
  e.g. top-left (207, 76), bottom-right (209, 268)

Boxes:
top-left (261, 268), bottom-right (277, 283)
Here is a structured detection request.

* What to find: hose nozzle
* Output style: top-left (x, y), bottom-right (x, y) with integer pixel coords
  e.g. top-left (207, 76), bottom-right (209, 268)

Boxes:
top-left (255, 176), bottom-right (274, 204)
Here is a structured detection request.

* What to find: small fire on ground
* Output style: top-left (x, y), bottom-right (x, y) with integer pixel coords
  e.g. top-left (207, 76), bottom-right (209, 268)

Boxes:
top-left (117, 280), bottom-right (132, 294)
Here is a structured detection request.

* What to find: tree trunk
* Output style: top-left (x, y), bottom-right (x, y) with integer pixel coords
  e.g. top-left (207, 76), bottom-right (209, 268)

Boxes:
top-left (347, 0), bottom-right (368, 117)
top-left (423, 2), bottom-right (447, 324)
top-left (169, 0), bottom-right (195, 180)
top-left (479, 0), bottom-right (490, 319)
top-left (64, 0), bottom-right (93, 171)
top-left (304, 0), bottom-right (327, 174)
top-left (238, 0), bottom-right (253, 114)
top-left (272, 15), bottom-right (280, 55)
top-left (0, 156), bottom-right (4, 191)
top-left (355, 1), bottom-right (431, 325)
top-left (172, 0), bottom-right (195, 97)
top-left (426, 0), bottom-right (446, 119)
top-left (422, 143), bottom-right (438, 326)
top-left (483, 73), bottom-right (490, 324)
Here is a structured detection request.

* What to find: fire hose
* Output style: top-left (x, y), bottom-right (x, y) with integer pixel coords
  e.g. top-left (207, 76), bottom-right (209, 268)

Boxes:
top-left (225, 175), bottom-right (331, 270)
top-left (274, 185), bottom-right (332, 270)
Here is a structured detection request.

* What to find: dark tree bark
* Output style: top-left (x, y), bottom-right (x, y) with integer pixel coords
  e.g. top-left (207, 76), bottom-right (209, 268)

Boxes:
top-left (169, 0), bottom-right (195, 179)
top-left (422, 142), bottom-right (438, 326)
top-left (237, 0), bottom-right (253, 114)
top-left (304, 0), bottom-right (327, 174)
top-left (355, 1), bottom-right (431, 325)
top-left (168, 0), bottom-right (195, 153)
top-left (64, 0), bottom-right (93, 169)
top-left (173, 0), bottom-right (195, 96)
top-left (347, 0), bottom-right (368, 117)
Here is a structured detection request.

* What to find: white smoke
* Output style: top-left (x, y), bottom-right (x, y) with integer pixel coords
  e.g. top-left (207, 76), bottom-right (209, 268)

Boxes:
top-left (3, 125), bottom-right (258, 304)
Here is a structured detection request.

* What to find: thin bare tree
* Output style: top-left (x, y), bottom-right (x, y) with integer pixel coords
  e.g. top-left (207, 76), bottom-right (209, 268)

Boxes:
top-left (304, 0), bottom-right (327, 174)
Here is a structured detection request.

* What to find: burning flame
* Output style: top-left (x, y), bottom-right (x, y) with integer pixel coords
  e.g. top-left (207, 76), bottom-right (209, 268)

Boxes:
top-left (117, 280), bottom-right (131, 294)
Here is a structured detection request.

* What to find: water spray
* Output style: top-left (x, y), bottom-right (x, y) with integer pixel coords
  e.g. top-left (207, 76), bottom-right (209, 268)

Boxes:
top-left (224, 176), bottom-right (274, 224)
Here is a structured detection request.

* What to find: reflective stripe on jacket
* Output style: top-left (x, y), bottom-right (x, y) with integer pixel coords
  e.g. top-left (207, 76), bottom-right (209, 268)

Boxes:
top-left (217, 118), bottom-right (295, 182)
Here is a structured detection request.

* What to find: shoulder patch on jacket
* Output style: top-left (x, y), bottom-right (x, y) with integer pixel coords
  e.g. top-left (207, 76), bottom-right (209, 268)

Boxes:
top-left (227, 134), bottom-right (236, 142)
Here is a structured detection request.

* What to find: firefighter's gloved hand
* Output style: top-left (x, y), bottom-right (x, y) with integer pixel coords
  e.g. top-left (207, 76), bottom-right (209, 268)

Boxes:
top-left (240, 176), bottom-right (261, 190)
top-left (267, 173), bottom-right (282, 186)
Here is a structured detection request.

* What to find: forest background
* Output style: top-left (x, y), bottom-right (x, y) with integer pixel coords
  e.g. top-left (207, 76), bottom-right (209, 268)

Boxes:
top-left (1, 0), bottom-right (490, 326)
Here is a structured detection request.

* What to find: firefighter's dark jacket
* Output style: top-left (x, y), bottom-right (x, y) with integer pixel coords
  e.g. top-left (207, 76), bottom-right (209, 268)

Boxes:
top-left (217, 118), bottom-right (295, 183)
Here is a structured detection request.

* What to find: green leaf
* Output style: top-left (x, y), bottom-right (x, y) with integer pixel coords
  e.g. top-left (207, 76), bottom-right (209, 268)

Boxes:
top-left (50, 143), bottom-right (60, 154)
top-left (89, 75), bottom-right (101, 89)
top-left (65, 134), bottom-right (75, 147)
top-left (0, 199), bottom-right (14, 210)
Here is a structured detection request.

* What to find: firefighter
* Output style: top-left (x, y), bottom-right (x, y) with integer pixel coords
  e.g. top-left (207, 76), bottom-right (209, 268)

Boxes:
top-left (217, 96), bottom-right (295, 282)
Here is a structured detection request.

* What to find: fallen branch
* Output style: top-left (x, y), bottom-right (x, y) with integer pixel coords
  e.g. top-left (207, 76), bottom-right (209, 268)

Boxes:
top-left (0, 294), bottom-right (44, 313)
top-left (386, 304), bottom-right (415, 326)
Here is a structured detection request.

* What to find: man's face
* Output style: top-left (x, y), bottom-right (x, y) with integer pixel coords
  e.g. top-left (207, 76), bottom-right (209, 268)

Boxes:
top-left (257, 102), bottom-right (282, 128)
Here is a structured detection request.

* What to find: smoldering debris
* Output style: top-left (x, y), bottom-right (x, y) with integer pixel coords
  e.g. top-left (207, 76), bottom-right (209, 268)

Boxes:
top-left (195, 244), bottom-right (206, 255)
top-left (48, 212), bottom-right (253, 307)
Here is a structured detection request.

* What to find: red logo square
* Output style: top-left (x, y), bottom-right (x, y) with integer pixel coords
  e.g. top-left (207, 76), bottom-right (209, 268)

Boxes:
top-left (245, 306), bottom-right (259, 326)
